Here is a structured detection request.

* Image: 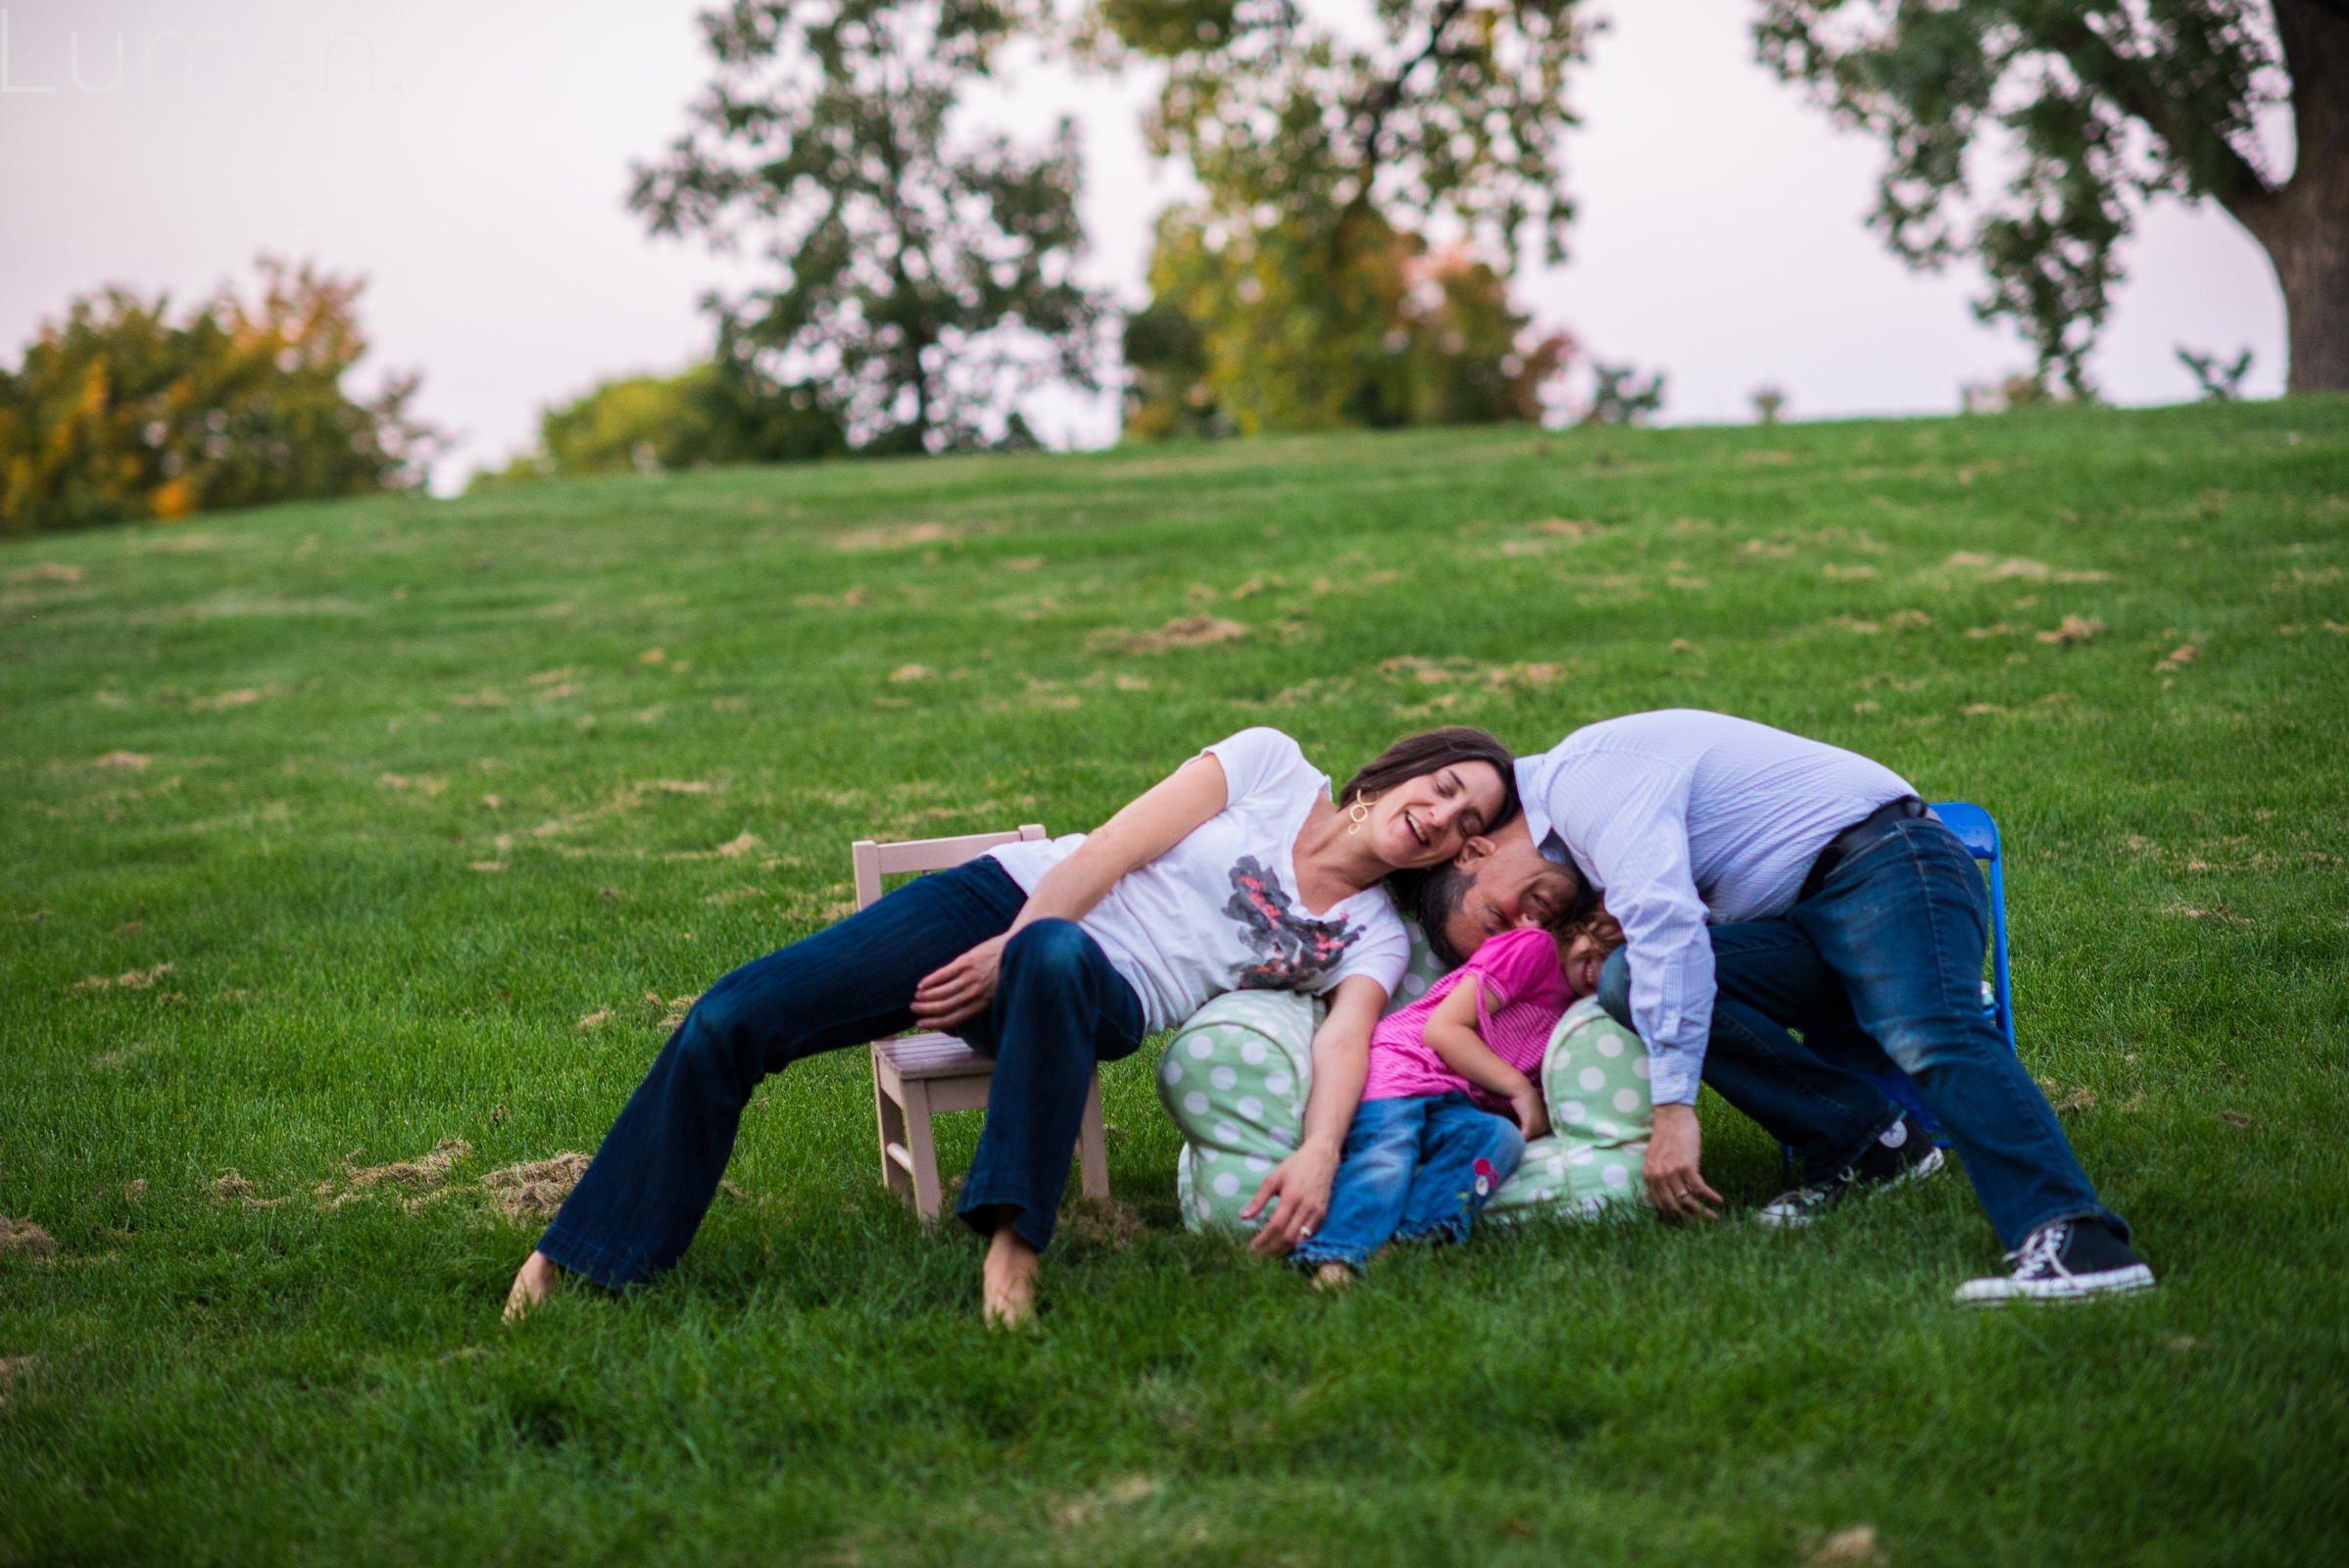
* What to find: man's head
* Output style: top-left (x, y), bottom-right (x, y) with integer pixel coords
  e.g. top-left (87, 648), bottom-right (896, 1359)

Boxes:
top-left (1416, 815), bottom-right (1592, 969)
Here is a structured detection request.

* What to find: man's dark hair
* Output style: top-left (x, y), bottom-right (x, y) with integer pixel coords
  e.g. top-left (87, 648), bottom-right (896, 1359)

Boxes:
top-left (1414, 852), bottom-right (1599, 972)
top-left (1341, 727), bottom-right (1520, 929)
top-left (1416, 862), bottom-right (1477, 970)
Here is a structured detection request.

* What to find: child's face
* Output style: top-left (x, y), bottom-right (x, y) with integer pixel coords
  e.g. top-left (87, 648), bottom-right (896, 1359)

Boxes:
top-left (1559, 931), bottom-right (1607, 1000)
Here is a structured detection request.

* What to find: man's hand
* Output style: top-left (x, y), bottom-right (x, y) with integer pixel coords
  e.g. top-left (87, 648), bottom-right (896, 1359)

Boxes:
top-left (1241, 1136), bottom-right (1341, 1255)
top-left (1508, 1084), bottom-right (1551, 1142)
top-left (1643, 1102), bottom-right (1723, 1221)
top-left (911, 935), bottom-right (1008, 1030)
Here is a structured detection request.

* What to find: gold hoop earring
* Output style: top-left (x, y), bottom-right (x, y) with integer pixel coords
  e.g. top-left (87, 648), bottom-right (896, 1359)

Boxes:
top-left (1346, 797), bottom-right (1375, 834)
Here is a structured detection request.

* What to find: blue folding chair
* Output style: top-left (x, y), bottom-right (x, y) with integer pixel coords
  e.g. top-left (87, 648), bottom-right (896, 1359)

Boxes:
top-left (1780, 801), bottom-right (2016, 1170)
top-left (1930, 800), bottom-right (2017, 1057)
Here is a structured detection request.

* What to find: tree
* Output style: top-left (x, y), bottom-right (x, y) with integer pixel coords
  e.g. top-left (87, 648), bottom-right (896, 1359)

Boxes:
top-left (469, 331), bottom-right (845, 491)
top-left (630, 0), bottom-right (1109, 455)
top-left (1123, 209), bottom-right (1570, 435)
top-left (1756, 1), bottom-right (2349, 395)
top-left (1085, 0), bottom-right (1587, 432)
top-left (0, 259), bottom-right (442, 535)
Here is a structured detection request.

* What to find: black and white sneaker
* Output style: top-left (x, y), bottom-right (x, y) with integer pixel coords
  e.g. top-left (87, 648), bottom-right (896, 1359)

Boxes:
top-left (1757, 1114), bottom-right (1944, 1229)
top-left (1953, 1219), bottom-right (2156, 1307)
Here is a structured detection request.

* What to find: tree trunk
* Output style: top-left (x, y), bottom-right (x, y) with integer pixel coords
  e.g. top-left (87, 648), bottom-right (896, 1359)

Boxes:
top-left (2227, 0), bottom-right (2349, 391)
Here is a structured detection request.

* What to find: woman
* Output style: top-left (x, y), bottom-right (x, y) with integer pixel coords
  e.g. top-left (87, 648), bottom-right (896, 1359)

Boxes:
top-left (506, 725), bottom-right (1519, 1326)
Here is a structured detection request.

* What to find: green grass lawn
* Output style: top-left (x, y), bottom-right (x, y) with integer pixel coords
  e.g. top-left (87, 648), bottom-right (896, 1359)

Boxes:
top-left (4, 399), bottom-right (2347, 1566)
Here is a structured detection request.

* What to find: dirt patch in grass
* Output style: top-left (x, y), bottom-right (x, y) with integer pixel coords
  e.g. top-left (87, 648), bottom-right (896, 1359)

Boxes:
top-left (1091, 614), bottom-right (1248, 655)
top-left (0, 1355), bottom-right (38, 1407)
top-left (214, 1170), bottom-right (283, 1206)
top-left (1810, 1525), bottom-right (1884, 1566)
top-left (347, 1139), bottom-right (474, 1193)
top-left (1061, 1196), bottom-right (1147, 1253)
top-left (0, 1217), bottom-right (57, 1258)
top-left (71, 962), bottom-right (175, 994)
top-left (481, 1153), bottom-right (592, 1222)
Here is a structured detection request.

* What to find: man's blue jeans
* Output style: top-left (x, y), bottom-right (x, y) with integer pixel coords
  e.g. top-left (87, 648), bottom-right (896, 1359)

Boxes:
top-left (1601, 816), bottom-right (2124, 1250)
top-left (1291, 1093), bottom-right (1524, 1271)
top-left (538, 858), bottom-right (1145, 1289)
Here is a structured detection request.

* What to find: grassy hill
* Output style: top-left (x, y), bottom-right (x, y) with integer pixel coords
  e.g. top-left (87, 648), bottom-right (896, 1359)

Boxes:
top-left (4, 399), bottom-right (2346, 1566)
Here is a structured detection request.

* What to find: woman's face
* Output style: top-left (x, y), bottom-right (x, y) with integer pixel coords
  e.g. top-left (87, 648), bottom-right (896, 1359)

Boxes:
top-left (1360, 760), bottom-right (1507, 869)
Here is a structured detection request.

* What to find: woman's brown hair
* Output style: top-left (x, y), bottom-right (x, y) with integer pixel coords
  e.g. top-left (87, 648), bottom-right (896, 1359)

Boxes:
top-left (1336, 726), bottom-right (1521, 830)
top-left (1344, 727), bottom-right (1520, 919)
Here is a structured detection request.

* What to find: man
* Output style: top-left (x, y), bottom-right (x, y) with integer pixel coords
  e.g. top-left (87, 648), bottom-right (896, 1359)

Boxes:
top-left (1423, 709), bottom-right (2152, 1306)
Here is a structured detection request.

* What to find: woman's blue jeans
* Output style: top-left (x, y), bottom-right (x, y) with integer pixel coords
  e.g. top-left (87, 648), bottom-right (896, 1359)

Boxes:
top-left (537, 858), bottom-right (1145, 1289)
top-left (1291, 1093), bottom-right (1524, 1271)
top-left (1601, 816), bottom-right (2124, 1250)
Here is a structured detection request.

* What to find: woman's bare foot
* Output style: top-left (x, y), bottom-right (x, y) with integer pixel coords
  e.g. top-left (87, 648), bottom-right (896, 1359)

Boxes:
top-left (503, 1250), bottom-right (563, 1324)
top-left (1312, 1262), bottom-right (1353, 1292)
top-left (982, 1223), bottom-right (1041, 1330)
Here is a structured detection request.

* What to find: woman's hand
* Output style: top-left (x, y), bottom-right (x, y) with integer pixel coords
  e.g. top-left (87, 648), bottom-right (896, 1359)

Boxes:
top-left (911, 935), bottom-right (1007, 1031)
top-left (1241, 1136), bottom-right (1342, 1255)
top-left (1508, 1083), bottom-right (1551, 1142)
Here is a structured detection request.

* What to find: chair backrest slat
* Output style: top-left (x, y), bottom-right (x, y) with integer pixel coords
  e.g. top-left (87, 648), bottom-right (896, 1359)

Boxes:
top-left (1931, 801), bottom-right (2000, 862)
top-left (852, 823), bottom-right (1048, 912)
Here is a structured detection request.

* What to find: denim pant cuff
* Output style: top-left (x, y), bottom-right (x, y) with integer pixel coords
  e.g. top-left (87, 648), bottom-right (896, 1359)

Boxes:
top-left (954, 1191), bottom-right (1057, 1253)
top-left (1394, 1210), bottom-right (1475, 1247)
top-left (1816, 1105), bottom-right (1909, 1179)
top-left (2010, 1203), bottom-right (2130, 1250)
top-left (537, 1221), bottom-right (640, 1293)
top-left (1289, 1238), bottom-right (1372, 1272)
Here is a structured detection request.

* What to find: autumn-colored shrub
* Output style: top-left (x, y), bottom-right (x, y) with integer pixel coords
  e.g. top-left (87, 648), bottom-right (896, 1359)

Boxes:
top-left (0, 257), bottom-right (442, 535)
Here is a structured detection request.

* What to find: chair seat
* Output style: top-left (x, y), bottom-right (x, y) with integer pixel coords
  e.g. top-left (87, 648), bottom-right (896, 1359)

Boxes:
top-left (873, 1032), bottom-right (994, 1080)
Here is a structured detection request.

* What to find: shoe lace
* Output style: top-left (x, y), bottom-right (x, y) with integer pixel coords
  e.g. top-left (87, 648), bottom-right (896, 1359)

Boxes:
top-left (2009, 1222), bottom-right (2069, 1277)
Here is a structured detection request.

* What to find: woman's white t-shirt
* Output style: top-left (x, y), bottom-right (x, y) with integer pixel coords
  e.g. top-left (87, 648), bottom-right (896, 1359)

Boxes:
top-left (985, 727), bottom-right (1411, 1034)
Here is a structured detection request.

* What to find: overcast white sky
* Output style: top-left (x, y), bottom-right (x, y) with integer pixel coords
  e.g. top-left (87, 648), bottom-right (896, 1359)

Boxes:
top-left (0, 0), bottom-right (2292, 489)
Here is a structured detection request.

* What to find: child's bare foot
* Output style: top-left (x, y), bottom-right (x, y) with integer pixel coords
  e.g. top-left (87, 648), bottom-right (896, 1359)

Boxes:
top-left (503, 1250), bottom-right (563, 1324)
top-left (1312, 1262), bottom-right (1353, 1292)
top-left (982, 1223), bottom-right (1042, 1330)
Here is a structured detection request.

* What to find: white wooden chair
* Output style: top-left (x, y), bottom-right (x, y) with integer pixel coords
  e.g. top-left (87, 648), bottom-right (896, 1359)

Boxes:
top-left (855, 824), bottom-right (1111, 1226)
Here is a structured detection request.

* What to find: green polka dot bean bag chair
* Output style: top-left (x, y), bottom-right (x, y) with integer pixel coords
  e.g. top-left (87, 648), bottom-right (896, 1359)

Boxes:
top-left (1160, 921), bottom-right (1653, 1231)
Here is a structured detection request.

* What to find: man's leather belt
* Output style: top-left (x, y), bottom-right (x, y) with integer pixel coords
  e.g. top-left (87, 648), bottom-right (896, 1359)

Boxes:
top-left (1799, 795), bottom-right (1929, 901)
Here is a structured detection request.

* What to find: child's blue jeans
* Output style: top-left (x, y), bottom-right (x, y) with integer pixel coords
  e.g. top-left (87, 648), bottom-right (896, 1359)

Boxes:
top-left (537, 858), bottom-right (1145, 1289)
top-left (1291, 1093), bottom-right (1524, 1272)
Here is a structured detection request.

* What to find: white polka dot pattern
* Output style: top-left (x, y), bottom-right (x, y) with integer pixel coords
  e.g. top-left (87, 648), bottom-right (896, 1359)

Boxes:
top-left (1161, 942), bottom-right (1654, 1231)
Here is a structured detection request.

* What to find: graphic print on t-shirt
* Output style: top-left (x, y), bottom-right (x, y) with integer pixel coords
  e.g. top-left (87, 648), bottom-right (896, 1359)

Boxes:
top-left (1223, 855), bottom-right (1363, 989)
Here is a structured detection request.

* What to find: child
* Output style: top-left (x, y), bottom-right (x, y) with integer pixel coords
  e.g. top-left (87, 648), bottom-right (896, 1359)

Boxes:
top-left (1293, 913), bottom-right (1623, 1285)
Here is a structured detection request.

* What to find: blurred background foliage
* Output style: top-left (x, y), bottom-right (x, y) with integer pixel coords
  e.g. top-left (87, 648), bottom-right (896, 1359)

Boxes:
top-left (0, 258), bottom-right (443, 536)
top-left (1124, 211), bottom-right (1570, 437)
top-left (23, 3), bottom-right (2327, 527)
top-left (468, 328), bottom-right (845, 492)
top-left (628, 0), bottom-right (1108, 458)
top-left (1089, 0), bottom-right (1587, 439)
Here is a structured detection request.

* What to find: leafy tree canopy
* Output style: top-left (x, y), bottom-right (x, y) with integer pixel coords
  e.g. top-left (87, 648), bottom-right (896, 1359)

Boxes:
top-left (631, 0), bottom-right (1109, 455)
top-left (469, 330), bottom-right (845, 492)
top-left (1756, 0), bottom-right (2349, 394)
top-left (1125, 208), bottom-right (1570, 435)
top-left (1083, 0), bottom-right (1588, 435)
top-left (0, 258), bottom-right (441, 535)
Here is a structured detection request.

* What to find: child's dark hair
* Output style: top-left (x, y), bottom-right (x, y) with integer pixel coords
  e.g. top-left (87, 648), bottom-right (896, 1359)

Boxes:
top-left (1556, 904), bottom-right (1624, 958)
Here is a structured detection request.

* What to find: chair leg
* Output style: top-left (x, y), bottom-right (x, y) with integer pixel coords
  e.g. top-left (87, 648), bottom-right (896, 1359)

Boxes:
top-left (874, 1063), bottom-right (911, 1200)
top-left (902, 1078), bottom-right (945, 1228)
top-left (1076, 1071), bottom-right (1110, 1200)
top-left (1987, 858), bottom-right (2017, 1055)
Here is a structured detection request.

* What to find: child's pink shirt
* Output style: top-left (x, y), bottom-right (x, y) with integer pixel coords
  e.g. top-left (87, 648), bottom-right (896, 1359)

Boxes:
top-left (1361, 927), bottom-right (1573, 1111)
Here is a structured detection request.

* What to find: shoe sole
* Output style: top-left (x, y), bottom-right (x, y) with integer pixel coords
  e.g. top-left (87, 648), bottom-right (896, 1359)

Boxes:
top-left (1757, 1146), bottom-right (1946, 1230)
top-left (1952, 1263), bottom-right (2158, 1307)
